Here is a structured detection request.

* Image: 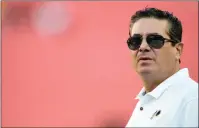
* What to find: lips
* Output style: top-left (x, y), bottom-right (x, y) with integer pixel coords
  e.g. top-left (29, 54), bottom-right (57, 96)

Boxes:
top-left (138, 56), bottom-right (153, 62)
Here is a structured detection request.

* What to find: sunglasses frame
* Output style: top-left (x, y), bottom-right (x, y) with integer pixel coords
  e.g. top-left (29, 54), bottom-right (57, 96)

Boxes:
top-left (127, 33), bottom-right (177, 51)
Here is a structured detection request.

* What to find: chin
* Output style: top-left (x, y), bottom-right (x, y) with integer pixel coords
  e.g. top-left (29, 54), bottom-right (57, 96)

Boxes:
top-left (137, 67), bottom-right (153, 75)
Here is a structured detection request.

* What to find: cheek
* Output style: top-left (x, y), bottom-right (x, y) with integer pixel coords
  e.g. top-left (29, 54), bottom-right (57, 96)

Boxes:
top-left (155, 48), bottom-right (175, 67)
top-left (131, 51), bottom-right (137, 67)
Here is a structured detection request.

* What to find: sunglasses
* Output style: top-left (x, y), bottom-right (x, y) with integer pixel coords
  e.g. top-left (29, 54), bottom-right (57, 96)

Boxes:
top-left (127, 34), bottom-right (176, 50)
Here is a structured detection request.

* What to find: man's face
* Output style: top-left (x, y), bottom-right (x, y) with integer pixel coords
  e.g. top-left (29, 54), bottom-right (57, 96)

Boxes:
top-left (130, 18), bottom-right (181, 76)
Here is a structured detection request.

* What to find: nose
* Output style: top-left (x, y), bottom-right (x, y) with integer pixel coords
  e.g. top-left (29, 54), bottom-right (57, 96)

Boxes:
top-left (139, 38), bottom-right (151, 52)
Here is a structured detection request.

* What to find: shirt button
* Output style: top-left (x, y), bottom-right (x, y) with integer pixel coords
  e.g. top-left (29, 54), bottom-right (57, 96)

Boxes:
top-left (140, 107), bottom-right (143, 111)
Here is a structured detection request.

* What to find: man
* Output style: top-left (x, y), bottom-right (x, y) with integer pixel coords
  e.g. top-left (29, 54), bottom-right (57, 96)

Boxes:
top-left (125, 7), bottom-right (198, 127)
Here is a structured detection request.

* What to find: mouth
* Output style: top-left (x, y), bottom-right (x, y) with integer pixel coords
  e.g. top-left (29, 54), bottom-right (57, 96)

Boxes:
top-left (138, 57), bottom-right (153, 62)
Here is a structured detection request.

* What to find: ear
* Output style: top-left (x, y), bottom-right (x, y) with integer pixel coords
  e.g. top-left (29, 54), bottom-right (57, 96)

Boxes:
top-left (175, 43), bottom-right (184, 61)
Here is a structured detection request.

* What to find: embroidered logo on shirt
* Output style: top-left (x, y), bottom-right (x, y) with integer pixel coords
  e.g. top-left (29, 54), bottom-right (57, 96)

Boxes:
top-left (150, 110), bottom-right (161, 120)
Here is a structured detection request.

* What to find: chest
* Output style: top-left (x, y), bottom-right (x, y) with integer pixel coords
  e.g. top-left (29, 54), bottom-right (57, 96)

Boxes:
top-left (129, 95), bottom-right (183, 127)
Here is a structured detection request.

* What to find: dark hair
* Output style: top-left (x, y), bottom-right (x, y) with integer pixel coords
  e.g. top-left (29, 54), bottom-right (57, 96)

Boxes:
top-left (129, 7), bottom-right (182, 46)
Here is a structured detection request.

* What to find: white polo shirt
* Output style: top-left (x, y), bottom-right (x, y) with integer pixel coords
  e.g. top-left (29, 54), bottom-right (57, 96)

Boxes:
top-left (126, 68), bottom-right (198, 127)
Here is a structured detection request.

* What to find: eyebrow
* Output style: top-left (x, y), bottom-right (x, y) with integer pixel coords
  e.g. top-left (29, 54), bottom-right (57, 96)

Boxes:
top-left (131, 32), bottom-right (160, 37)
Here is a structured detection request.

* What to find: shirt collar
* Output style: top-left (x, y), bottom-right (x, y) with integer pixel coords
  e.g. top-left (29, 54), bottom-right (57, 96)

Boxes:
top-left (135, 68), bottom-right (190, 100)
top-left (135, 87), bottom-right (146, 100)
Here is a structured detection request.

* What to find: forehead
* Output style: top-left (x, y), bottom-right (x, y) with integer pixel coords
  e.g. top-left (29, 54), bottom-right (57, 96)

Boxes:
top-left (130, 18), bottom-right (169, 37)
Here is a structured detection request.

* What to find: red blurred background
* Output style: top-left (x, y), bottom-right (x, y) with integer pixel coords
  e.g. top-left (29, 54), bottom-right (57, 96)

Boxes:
top-left (2, 1), bottom-right (198, 127)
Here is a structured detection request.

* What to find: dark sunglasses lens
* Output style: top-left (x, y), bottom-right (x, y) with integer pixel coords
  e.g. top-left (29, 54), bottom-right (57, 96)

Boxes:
top-left (127, 37), bottom-right (142, 50)
top-left (147, 35), bottom-right (164, 49)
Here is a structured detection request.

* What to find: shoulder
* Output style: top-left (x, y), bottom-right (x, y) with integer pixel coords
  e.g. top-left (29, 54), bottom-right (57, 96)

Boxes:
top-left (176, 77), bottom-right (198, 107)
top-left (167, 76), bottom-right (198, 105)
top-left (181, 77), bottom-right (198, 97)
top-left (180, 96), bottom-right (198, 127)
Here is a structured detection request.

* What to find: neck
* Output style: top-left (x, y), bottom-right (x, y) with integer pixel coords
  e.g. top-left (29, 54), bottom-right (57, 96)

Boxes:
top-left (140, 66), bottom-right (180, 93)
